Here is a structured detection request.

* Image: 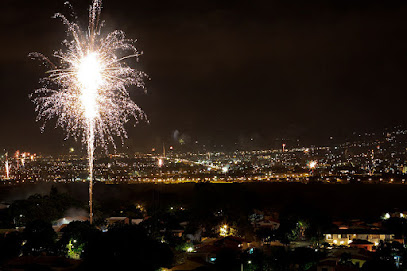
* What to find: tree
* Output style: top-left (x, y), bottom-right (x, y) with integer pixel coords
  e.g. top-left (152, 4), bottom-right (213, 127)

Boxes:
top-left (22, 220), bottom-right (57, 255)
top-left (0, 231), bottom-right (23, 264)
top-left (362, 259), bottom-right (397, 271)
top-left (255, 228), bottom-right (278, 243)
top-left (215, 248), bottom-right (240, 271)
top-left (9, 186), bottom-right (82, 226)
top-left (58, 221), bottom-right (99, 259)
top-left (290, 247), bottom-right (320, 271)
top-left (82, 224), bottom-right (173, 271)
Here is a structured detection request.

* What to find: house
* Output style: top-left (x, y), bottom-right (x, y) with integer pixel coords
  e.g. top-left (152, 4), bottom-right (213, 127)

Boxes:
top-left (332, 219), bottom-right (382, 231)
top-left (193, 236), bottom-right (253, 264)
top-left (324, 229), bottom-right (395, 249)
top-left (106, 217), bottom-right (130, 225)
top-left (160, 223), bottom-right (185, 238)
top-left (131, 218), bottom-right (143, 225)
top-left (349, 239), bottom-right (375, 252)
top-left (317, 258), bottom-right (360, 271)
top-left (255, 218), bottom-right (280, 230)
top-left (214, 236), bottom-right (251, 250)
top-left (53, 216), bottom-right (89, 236)
top-left (54, 216), bottom-right (88, 227)
top-left (250, 209), bottom-right (280, 230)
top-left (382, 210), bottom-right (407, 219)
top-left (0, 202), bottom-right (10, 209)
top-left (164, 257), bottom-right (213, 271)
top-left (186, 229), bottom-right (203, 242)
top-left (317, 248), bottom-right (370, 271)
top-left (171, 229), bottom-right (184, 238)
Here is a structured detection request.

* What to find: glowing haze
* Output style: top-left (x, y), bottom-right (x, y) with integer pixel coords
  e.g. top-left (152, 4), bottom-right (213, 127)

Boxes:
top-left (30, 0), bottom-right (147, 223)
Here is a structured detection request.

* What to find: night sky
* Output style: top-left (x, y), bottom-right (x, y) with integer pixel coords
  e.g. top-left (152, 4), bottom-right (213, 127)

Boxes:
top-left (1, 0), bottom-right (407, 154)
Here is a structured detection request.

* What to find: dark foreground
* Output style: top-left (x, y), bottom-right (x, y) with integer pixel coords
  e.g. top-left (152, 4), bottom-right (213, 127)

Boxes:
top-left (0, 182), bottom-right (406, 270)
top-left (0, 182), bottom-right (406, 220)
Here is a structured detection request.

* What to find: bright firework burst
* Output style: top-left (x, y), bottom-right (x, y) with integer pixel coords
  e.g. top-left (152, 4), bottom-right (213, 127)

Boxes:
top-left (30, 0), bottom-right (147, 223)
top-left (308, 160), bottom-right (317, 169)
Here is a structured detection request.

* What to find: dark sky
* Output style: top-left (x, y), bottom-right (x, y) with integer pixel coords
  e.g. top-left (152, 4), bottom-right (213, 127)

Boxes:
top-left (1, 0), bottom-right (407, 154)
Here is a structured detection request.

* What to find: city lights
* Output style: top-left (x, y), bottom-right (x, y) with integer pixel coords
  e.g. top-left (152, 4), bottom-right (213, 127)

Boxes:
top-left (220, 224), bottom-right (228, 237)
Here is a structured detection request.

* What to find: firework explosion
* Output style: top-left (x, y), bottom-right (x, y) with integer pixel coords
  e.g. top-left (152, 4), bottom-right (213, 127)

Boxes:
top-left (308, 160), bottom-right (317, 169)
top-left (31, 0), bottom-right (147, 223)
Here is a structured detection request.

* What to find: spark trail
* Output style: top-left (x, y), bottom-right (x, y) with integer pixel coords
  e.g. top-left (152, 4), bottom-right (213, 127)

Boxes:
top-left (31, 0), bottom-right (147, 223)
top-left (5, 153), bottom-right (9, 180)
